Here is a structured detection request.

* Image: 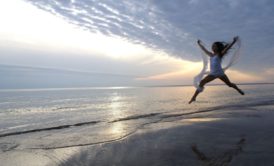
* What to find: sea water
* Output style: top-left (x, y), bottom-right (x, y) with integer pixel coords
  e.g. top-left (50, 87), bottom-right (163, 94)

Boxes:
top-left (0, 84), bottom-right (273, 149)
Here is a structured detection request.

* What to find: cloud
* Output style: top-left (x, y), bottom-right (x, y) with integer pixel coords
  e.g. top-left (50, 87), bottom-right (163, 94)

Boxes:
top-left (137, 66), bottom-right (263, 85)
top-left (26, 0), bottom-right (196, 60)
top-left (0, 64), bottom-right (138, 88)
top-left (262, 68), bottom-right (274, 82)
top-left (2, 0), bottom-right (274, 87)
top-left (25, 0), bottom-right (274, 70)
top-left (136, 61), bottom-right (201, 81)
top-left (265, 68), bottom-right (274, 75)
top-left (225, 70), bottom-right (263, 83)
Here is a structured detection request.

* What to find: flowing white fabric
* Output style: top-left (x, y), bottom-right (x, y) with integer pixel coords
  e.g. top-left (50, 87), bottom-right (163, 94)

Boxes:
top-left (193, 38), bottom-right (241, 88)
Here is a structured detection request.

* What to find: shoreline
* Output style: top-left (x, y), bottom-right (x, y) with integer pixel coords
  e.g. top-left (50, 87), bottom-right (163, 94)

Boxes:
top-left (2, 104), bottom-right (274, 166)
top-left (60, 107), bottom-right (274, 166)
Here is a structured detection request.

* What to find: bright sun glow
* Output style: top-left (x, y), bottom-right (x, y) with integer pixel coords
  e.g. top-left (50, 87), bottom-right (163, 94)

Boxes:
top-left (0, 0), bottom-right (259, 85)
top-left (0, 0), bottom-right (155, 60)
top-left (0, 0), bottom-right (203, 81)
top-left (137, 60), bottom-right (201, 80)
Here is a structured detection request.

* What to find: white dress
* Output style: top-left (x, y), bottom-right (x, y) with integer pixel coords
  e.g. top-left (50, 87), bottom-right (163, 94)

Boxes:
top-left (209, 55), bottom-right (225, 76)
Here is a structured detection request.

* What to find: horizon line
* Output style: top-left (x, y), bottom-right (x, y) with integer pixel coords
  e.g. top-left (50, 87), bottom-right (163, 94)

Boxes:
top-left (0, 82), bottom-right (273, 92)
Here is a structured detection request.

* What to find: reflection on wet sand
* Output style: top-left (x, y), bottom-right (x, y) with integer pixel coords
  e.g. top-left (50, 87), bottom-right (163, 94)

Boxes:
top-left (183, 117), bottom-right (224, 123)
top-left (110, 122), bottom-right (126, 137)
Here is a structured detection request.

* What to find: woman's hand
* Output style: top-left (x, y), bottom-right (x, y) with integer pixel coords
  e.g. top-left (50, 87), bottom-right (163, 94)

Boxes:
top-left (222, 36), bottom-right (239, 55)
top-left (196, 39), bottom-right (213, 56)
top-left (233, 36), bottom-right (239, 42)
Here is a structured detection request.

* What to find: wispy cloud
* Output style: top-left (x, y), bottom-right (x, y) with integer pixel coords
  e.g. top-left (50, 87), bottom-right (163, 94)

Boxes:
top-left (0, 64), bottom-right (137, 88)
top-left (26, 0), bottom-right (274, 69)
top-left (26, 0), bottom-right (195, 60)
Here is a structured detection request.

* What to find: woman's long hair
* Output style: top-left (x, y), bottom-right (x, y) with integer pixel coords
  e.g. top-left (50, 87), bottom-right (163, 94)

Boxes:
top-left (212, 42), bottom-right (229, 58)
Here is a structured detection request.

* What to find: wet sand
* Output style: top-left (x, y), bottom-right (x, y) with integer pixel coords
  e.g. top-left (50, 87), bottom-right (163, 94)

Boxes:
top-left (1, 106), bottom-right (274, 166)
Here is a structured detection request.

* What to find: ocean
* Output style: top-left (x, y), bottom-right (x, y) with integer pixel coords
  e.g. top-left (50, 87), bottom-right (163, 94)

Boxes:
top-left (0, 84), bottom-right (274, 150)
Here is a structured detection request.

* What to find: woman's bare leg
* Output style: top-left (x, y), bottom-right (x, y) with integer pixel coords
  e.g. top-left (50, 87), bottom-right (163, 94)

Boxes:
top-left (219, 75), bottom-right (244, 95)
top-left (189, 75), bottom-right (216, 104)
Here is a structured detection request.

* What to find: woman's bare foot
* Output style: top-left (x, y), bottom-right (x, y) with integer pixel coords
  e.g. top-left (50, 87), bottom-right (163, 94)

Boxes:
top-left (238, 89), bottom-right (245, 95)
top-left (189, 98), bottom-right (196, 104)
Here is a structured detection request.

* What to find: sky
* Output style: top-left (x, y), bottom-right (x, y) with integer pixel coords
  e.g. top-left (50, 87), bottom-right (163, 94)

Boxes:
top-left (0, 0), bottom-right (274, 88)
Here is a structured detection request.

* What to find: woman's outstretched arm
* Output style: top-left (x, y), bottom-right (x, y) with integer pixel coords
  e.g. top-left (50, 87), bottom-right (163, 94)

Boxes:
top-left (197, 40), bottom-right (213, 57)
top-left (221, 36), bottom-right (238, 55)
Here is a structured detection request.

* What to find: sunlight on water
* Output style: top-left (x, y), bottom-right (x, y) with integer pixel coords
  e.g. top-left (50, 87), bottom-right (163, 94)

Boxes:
top-left (0, 85), bottom-right (273, 149)
top-left (110, 122), bottom-right (126, 137)
top-left (0, 86), bottom-right (134, 92)
top-left (107, 92), bottom-right (131, 137)
top-left (108, 92), bottom-right (127, 119)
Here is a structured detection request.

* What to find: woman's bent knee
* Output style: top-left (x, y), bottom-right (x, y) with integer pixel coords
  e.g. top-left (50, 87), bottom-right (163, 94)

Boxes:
top-left (228, 83), bottom-right (236, 87)
top-left (197, 86), bottom-right (204, 92)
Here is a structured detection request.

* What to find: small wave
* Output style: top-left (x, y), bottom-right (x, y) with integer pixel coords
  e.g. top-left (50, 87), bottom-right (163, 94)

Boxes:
top-left (0, 143), bottom-right (19, 152)
top-left (111, 113), bottom-right (161, 123)
top-left (52, 106), bottom-right (79, 111)
top-left (0, 101), bottom-right (18, 105)
top-left (2, 99), bottom-right (273, 139)
top-left (159, 109), bottom-right (216, 119)
top-left (111, 99), bottom-right (274, 123)
top-left (0, 121), bottom-right (100, 138)
top-left (208, 99), bottom-right (274, 111)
